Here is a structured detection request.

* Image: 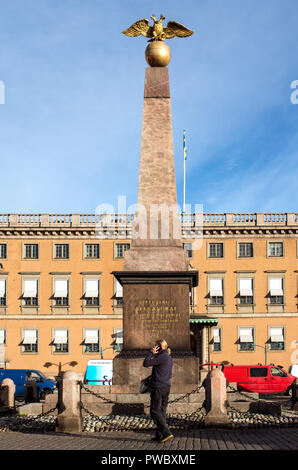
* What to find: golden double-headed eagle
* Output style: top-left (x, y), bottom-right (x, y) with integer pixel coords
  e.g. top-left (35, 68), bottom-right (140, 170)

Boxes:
top-left (122, 14), bottom-right (193, 42)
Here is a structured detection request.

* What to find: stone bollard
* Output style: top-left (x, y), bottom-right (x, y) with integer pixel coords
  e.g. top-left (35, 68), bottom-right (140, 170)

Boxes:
top-left (291, 378), bottom-right (298, 411)
top-left (56, 371), bottom-right (82, 433)
top-left (204, 368), bottom-right (229, 427)
top-left (0, 378), bottom-right (15, 409)
top-left (24, 381), bottom-right (39, 403)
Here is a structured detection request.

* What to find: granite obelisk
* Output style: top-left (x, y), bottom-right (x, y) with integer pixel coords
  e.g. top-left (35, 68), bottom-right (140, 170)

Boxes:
top-left (113, 18), bottom-right (198, 387)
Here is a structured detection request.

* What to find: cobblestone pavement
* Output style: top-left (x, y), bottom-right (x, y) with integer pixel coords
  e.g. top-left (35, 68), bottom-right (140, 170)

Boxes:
top-left (0, 427), bottom-right (298, 451)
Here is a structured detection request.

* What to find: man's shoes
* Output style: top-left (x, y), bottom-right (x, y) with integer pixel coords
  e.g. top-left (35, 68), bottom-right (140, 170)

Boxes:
top-left (151, 436), bottom-right (161, 441)
top-left (159, 434), bottom-right (174, 443)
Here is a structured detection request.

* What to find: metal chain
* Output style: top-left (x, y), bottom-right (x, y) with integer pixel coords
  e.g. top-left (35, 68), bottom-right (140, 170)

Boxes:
top-left (168, 383), bottom-right (204, 405)
top-left (227, 383), bottom-right (288, 407)
top-left (79, 381), bottom-right (204, 409)
top-left (80, 382), bottom-right (149, 410)
top-left (18, 404), bottom-right (58, 421)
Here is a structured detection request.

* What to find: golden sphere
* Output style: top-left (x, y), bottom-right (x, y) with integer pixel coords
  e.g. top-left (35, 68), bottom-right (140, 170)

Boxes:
top-left (145, 41), bottom-right (171, 67)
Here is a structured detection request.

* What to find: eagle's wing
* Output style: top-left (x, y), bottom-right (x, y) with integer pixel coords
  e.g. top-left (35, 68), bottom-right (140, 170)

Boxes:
top-left (122, 19), bottom-right (152, 38)
top-left (163, 21), bottom-right (194, 39)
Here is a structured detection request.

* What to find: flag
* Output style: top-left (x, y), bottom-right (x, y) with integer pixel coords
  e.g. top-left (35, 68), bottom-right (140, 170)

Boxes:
top-left (183, 130), bottom-right (187, 160)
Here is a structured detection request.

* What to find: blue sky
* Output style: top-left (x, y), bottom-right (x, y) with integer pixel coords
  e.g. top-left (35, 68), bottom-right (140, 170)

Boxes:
top-left (0, 0), bottom-right (297, 214)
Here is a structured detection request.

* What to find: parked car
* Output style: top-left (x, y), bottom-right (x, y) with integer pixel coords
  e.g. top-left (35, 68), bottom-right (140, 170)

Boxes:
top-left (200, 363), bottom-right (295, 395)
top-left (0, 369), bottom-right (56, 400)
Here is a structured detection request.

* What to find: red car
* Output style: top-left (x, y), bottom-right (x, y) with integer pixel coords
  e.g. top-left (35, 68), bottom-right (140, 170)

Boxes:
top-left (201, 363), bottom-right (295, 394)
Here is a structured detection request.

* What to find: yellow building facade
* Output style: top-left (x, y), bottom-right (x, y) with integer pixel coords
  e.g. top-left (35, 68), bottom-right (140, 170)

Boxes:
top-left (0, 212), bottom-right (297, 379)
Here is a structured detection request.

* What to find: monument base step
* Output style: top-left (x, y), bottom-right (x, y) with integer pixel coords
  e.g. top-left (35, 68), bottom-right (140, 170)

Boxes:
top-left (113, 354), bottom-right (199, 387)
top-left (43, 388), bottom-right (205, 416)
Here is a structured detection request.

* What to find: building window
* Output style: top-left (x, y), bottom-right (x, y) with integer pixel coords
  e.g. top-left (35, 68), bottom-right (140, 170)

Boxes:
top-left (269, 327), bottom-right (285, 350)
top-left (115, 279), bottom-right (123, 306)
top-left (209, 278), bottom-right (223, 304)
top-left (0, 244), bottom-right (7, 259)
top-left (183, 242), bottom-right (193, 258)
top-left (238, 242), bottom-right (253, 258)
top-left (22, 329), bottom-right (38, 353)
top-left (23, 244), bottom-right (39, 259)
top-left (84, 329), bottom-right (100, 353)
top-left (268, 242), bottom-right (284, 257)
top-left (239, 327), bottom-right (254, 351)
top-left (84, 243), bottom-right (100, 259)
top-left (209, 243), bottom-right (224, 258)
top-left (115, 243), bottom-right (130, 258)
top-left (0, 279), bottom-right (6, 306)
top-left (54, 244), bottom-right (70, 259)
top-left (84, 279), bottom-right (100, 306)
top-left (239, 278), bottom-right (254, 304)
top-left (23, 279), bottom-right (38, 306)
top-left (53, 279), bottom-right (69, 306)
top-left (0, 329), bottom-right (6, 345)
top-left (269, 277), bottom-right (284, 304)
top-left (212, 327), bottom-right (221, 352)
top-left (53, 329), bottom-right (69, 353)
top-left (114, 328), bottom-right (123, 352)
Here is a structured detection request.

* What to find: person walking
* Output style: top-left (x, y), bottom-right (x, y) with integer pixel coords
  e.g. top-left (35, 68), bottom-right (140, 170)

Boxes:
top-left (143, 338), bottom-right (174, 443)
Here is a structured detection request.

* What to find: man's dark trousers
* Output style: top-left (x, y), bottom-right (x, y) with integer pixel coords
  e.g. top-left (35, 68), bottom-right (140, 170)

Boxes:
top-left (150, 385), bottom-right (171, 439)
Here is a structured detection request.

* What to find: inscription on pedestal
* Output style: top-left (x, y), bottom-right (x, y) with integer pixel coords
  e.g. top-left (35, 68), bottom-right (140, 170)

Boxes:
top-left (135, 299), bottom-right (181, 334)
top-left (123, 283), bottom-right (190, 350)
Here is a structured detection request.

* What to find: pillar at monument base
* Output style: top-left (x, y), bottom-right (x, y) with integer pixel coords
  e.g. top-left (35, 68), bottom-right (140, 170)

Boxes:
top-left (204, 368), bottom-right (229, 427)
top-left (56, 371), bottom-right (82, 434)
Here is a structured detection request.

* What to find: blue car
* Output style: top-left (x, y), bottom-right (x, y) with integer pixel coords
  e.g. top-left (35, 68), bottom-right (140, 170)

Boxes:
top-left (0, 369), bottom-right (56, 400)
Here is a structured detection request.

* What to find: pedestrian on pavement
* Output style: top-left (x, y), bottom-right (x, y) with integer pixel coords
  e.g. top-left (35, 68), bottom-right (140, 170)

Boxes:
top-left (143, 338), bottom-right (174, 443)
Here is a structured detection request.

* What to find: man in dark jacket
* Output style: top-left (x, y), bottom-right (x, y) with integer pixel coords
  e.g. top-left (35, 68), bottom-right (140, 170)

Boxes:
top-left (143, 339), bottom-right (173, 443)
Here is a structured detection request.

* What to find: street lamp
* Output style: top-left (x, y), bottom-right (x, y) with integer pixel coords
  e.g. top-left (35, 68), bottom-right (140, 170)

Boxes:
top-left (44, 361), bottom-right (78, 376)
top-left (252, 344), bottom-right (268, 365)
top-left (100, 346), bottom-right (114, 359)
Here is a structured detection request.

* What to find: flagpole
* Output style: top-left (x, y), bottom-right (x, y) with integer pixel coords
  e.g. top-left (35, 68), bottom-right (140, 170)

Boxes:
top-left (183, 130), bottom-right (186, 213)
top-left (183, 147), bottom-right (186, 213)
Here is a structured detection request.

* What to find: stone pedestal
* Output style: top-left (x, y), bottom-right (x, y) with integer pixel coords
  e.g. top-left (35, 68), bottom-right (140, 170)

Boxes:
top-left (0, 378), bottom-right (15, 409)
top-left (205, 368), bottom-right (229, 427)
top-left (56, 371), bottom-right (82, 434)
top-left (113, 271), bottom-right (198, 386)
top-left (24, 381), bottom-right (39, 403)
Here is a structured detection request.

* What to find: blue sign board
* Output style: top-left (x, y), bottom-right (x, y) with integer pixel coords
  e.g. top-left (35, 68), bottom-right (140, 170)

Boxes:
top-left (85, 359), bottom-right (113, 385)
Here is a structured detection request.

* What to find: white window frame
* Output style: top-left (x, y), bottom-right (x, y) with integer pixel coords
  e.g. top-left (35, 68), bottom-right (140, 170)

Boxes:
top-left (208, 242), bottom-right (224, 258)
top-left (23, 243), bottom-right (39, 260)
top-left (267, 241), bottom-right (284, 258)
top-left (53, 278), bottom-right (69, 306)
top-left (114, 243), bottom-right (130, 259)
top-left (0, 244), bottom-right (7, 259)
top-left (238, 326), bottom-right (254, 352)
top-left (0, 279), bottom-right (6, 305)
top-left (53, 243), bottom-right (70, 260)
top-left (212, 327), bottom-right (221, 352)
top-left (269, 326), bottom-right (285, 351)
top-left (114, 327), bottom-right (123, 352)
top-left (52, 328), bottom-right (69, 354)
top-left (22, 328), bottom-right (38, 353)
top-left (83, 328), bottom-right (100, 353)
top-left (0, 329), bottom-right (6, 345)
top-left (237, 242), bottom-right (254, 258)
top-left (83, 243), bottom-right (100, 260)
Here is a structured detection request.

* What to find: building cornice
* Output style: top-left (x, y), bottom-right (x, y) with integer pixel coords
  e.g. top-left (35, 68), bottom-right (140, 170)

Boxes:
top-left (0, 213), bottom-right (297, 239)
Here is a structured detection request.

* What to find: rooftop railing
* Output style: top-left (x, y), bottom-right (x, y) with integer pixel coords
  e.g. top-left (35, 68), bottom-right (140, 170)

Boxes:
top-left (0, 213), bottom-right (297, 228)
